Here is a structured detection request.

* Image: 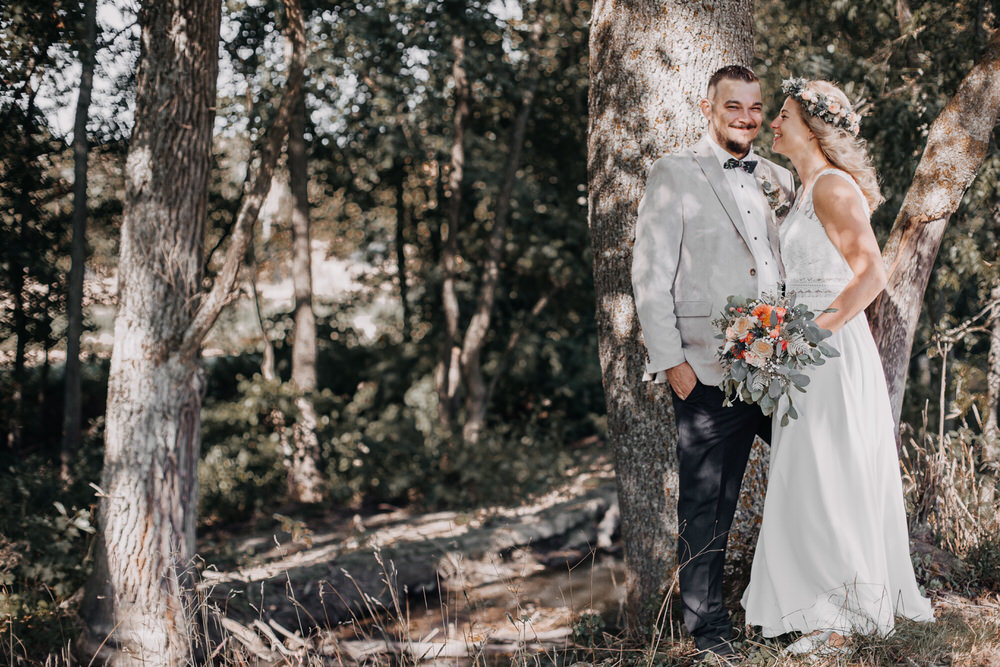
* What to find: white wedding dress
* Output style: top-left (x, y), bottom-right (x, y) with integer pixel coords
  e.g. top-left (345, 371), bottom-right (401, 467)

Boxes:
top-left (741, 168), bottom-right (934, 637)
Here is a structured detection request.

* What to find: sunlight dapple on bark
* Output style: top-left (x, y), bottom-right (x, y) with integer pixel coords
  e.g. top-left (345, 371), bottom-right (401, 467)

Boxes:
top-left (587, 0), bottom-right (754, 630)
top-left (869, 31), bottom-right (1000, 427)
top-left (82, 0), bottom-right (306, 662)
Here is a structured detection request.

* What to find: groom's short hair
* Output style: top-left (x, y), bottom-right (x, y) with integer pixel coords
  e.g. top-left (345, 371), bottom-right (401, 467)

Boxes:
top-left (707, 65), bottom-right (759, 99)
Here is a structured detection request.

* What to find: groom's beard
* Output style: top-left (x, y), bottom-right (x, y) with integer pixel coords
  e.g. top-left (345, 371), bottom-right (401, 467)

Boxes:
top-left (716, 122), bottom-right (759, 157)
top-left (724, 138), bottom-right (753, 156)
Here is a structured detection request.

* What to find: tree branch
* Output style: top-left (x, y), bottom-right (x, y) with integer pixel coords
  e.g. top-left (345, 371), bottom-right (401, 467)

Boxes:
top-left (179, 0), bottom-right (307, 361)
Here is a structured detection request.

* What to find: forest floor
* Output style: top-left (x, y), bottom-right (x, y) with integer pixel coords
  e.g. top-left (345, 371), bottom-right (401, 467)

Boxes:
top-left (195, 451), bottom-right (1000, 666)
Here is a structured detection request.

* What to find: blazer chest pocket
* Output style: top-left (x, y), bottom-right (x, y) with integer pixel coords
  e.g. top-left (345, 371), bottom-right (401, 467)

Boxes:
top-left (675, 300), bottom-right (712, 317)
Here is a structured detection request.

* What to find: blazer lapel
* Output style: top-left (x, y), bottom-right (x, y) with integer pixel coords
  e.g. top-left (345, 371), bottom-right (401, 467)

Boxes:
top-left (691, 137), bottom-right (754, 251)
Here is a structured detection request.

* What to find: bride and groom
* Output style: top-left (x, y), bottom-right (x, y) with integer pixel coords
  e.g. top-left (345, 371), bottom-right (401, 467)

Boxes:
top-left (631, 65), bottom-right (935, 659)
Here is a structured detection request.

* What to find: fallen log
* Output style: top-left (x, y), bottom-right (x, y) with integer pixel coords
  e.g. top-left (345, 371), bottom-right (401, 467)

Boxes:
top-left (200, 474), bottom-right (619, 632)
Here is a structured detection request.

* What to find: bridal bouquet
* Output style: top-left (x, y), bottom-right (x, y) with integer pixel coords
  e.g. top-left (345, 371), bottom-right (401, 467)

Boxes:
top-left (713, 293), bottom-right (839, 425)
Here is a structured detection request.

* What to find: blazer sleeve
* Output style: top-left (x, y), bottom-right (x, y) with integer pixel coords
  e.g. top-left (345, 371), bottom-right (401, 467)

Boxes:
top-left (631, 157), bottom-right (687, 375)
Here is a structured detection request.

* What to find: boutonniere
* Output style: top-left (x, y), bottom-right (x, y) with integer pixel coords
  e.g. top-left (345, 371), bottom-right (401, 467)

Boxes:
top-left (758, 174), bottom-right (791, 219)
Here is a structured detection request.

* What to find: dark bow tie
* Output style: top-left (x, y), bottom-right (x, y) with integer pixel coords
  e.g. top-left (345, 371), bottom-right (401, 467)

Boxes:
top-left (724, 157), bottom-right (758, 174)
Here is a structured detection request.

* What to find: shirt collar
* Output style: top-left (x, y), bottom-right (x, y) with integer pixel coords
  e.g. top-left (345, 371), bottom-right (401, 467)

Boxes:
top-left (706, 133), bottom-right (757, 169)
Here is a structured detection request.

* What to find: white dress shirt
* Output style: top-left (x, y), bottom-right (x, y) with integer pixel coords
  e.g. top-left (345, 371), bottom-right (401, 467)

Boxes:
top-left (706, 136), bottom-right (781, 296)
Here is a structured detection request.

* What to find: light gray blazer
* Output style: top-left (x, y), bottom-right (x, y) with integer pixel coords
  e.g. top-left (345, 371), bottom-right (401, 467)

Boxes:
top-left (631, 136), bottom-right (795, 386)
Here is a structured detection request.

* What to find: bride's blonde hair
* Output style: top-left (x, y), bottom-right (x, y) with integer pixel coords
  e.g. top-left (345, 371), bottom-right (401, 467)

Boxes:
top-left (797, 80), bottom-right (884, 212)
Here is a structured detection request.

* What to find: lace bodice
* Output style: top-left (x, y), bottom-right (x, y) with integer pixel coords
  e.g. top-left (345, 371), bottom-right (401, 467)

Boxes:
top-left (779, 169), bottom-right (866, 310)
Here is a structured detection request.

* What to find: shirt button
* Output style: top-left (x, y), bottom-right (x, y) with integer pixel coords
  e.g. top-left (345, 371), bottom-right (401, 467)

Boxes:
top-left (750, 268), bottom-right (757, 277)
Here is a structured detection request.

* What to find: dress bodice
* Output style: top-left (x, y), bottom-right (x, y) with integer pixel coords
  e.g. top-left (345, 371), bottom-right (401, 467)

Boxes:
top-left (779, 168), bottom-right (866, 310)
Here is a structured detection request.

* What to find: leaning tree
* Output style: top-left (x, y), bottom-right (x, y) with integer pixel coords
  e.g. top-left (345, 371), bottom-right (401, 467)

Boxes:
top-left (870, 30), bottom-right (1000, 426)
top-left (81, 0), bottom-right (305, 662)
top-left (587, 0), bottom-right (754, 630)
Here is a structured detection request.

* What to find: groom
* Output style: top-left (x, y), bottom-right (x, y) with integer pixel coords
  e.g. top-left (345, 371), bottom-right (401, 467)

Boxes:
top-left (631, 65), bottom-right (794, 657)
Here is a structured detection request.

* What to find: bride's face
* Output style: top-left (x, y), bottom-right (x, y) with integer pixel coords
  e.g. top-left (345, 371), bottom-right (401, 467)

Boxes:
top-left (770, 98), bottom-right (812, 156)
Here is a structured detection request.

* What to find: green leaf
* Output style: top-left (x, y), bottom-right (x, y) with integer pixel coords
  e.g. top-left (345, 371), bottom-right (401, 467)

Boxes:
top-left (768, 378), bottom-right (782, 399)
top-left (818, 343), bottom-right (840, 357)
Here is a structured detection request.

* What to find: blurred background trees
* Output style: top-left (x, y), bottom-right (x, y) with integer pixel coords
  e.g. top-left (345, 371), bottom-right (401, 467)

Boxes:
top-left (2, 0), bottom-right (1000, 658)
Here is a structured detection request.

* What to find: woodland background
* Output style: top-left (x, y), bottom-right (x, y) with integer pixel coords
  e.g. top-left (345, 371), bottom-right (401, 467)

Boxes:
top-left (3, 0), bottom-right (1000, 664)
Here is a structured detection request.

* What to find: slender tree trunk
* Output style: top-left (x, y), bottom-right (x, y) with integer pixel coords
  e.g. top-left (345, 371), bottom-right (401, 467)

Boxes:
top-left (248, 241), bottom-right (277, 382)
top-left (287, 86), bottom-right (325, 503)
top-left (460, 21), bottom-right (542, 445)
top-left (435, 33), bottom-right (470, 427)
top-left (869, 31), bottom-right (1000, 427)
top-left (984, 284), bottom-right (1000, 463)
top-left (10, 92), bottom-right (40, 451)
top-left (587, 0), bottom-right (753, 630)
top-left (62, 0), bottom-right (99, 470)
top-left (82, 0), bottom-right (306, 661)
top-left (394, 161), bottom-right (412, 341)
top-left (8, 263), bottom-right (25, 449)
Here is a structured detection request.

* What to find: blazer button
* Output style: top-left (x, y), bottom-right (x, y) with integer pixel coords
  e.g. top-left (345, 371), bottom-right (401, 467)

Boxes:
top-left (749, 268), bottom-right (757, 276)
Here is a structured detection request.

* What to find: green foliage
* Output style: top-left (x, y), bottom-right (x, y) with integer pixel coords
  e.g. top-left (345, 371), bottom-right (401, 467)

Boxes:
top-left (963, 532), bottom-right (1000, 593)
top-left (199, 317), bottom-right (600, 522)
top-left (0, 443), bottom-right (101, 656)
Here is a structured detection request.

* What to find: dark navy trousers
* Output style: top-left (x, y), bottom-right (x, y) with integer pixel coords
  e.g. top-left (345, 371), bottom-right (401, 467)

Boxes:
top-left (670, 380), bottom-right (770, 650)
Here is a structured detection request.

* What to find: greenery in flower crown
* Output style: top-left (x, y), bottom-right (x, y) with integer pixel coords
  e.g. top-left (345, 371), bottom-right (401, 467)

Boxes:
top-left (781, 77), bottom-right (861, 136)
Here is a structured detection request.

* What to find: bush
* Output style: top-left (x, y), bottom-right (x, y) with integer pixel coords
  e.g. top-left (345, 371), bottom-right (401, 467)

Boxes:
top-left (0, 444), bottom-right (101, 659)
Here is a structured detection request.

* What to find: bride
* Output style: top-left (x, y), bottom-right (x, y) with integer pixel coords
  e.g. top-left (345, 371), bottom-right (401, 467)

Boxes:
top-left (740, 78), bottom-right (934, 654)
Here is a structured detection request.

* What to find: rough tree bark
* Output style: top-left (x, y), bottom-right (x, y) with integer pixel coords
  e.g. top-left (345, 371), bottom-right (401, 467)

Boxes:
top-left (460, 20), bottom-right (542, 446)
top-left (62, 0), bottom-right (98, 469)
top-left (869, 31), bottom-right (1000, 426)
top-left (587, 0), bottom-right (753, 630)
top-left (81, 0), bottom-right (306, 662)
top-left (287, 87), bottom-right (326, 503)
top-left (435, 33), bottom-right (469, 427)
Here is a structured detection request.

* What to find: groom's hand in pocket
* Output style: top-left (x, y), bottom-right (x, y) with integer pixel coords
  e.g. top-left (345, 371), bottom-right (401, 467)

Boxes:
top-left (666, 362), bottom-right (698, 400)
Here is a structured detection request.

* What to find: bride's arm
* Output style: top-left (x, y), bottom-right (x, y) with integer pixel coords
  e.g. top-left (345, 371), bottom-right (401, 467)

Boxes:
top-left (811, 174), bottom-right (887, 333)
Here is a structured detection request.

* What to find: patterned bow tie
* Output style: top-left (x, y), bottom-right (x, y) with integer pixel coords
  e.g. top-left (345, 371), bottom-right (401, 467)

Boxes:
top-left (724, 157), bottom-right (758, 174)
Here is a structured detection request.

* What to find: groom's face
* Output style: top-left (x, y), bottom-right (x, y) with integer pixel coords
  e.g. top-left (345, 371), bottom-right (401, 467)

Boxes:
top-left (700, 79), bottom-right (763, 158)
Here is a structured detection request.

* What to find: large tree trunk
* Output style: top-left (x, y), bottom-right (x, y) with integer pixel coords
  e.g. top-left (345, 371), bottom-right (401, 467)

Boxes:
top-left (460, 21), bottom-right (542, 446)
top-left (287, 87), bottom-right (325, 503)
top-left (82, 0), bottom-right (306, 661)
top-left (62, 0), bottom-right (98, 470)
top-left (587, 0), bottom-right (753, 630)
top-left (869, 31), bottom-right (1000, 426)
top-left (435, 33), bottom-right (469, 428)
top-left (85, 1), bottom-right (222, 659)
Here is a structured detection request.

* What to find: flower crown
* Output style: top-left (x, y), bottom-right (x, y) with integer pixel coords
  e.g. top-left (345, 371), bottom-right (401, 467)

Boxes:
top-left (781, 77), bottom-right (861, 136)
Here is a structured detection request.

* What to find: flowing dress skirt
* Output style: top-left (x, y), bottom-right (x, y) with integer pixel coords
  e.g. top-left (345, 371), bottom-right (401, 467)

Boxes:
top-left (741, 312), bottom-right (934, 637)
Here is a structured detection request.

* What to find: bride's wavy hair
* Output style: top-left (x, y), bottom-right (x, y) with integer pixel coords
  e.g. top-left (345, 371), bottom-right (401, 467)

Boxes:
top-left (797, 80), bottom-right (884, 212)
